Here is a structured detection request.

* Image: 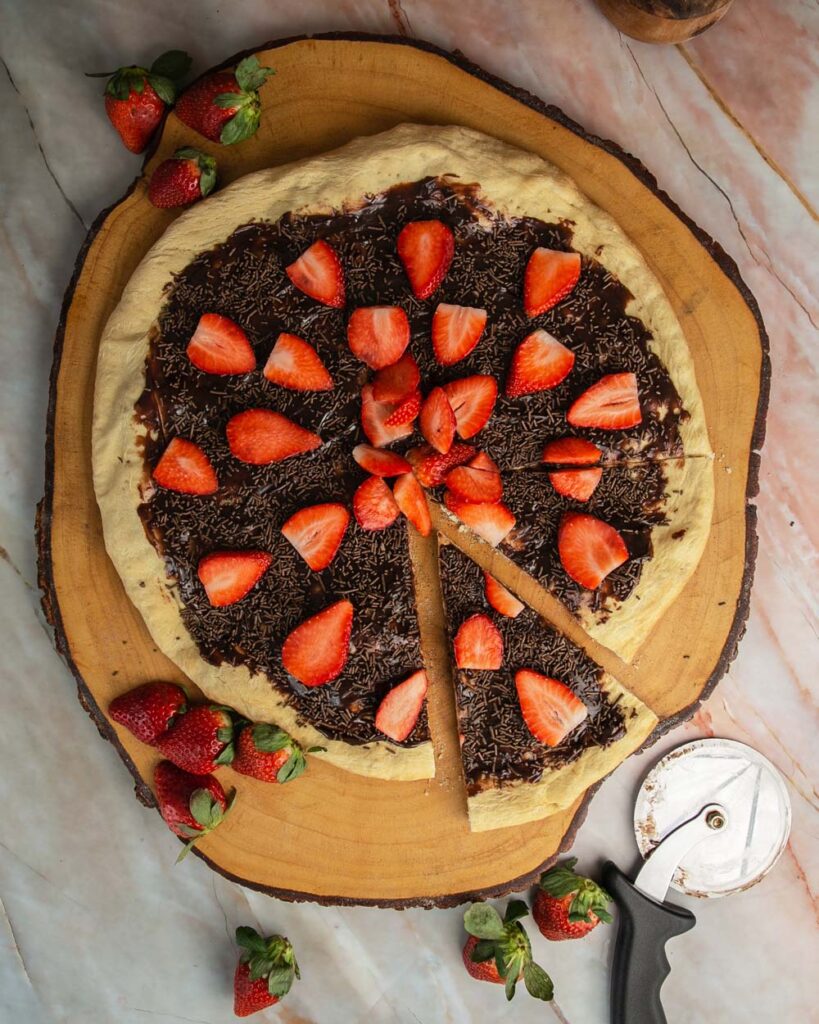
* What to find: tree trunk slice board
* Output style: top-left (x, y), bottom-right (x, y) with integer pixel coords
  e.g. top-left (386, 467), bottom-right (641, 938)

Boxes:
top-left (37, 33), bottom-right (768, 908)
top-left (595, 0), bottom-right (735, 44)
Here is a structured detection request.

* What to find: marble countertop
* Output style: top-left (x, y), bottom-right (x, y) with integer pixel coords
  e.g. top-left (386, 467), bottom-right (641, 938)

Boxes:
top-left (1, 1), bottom-right (816, 1021)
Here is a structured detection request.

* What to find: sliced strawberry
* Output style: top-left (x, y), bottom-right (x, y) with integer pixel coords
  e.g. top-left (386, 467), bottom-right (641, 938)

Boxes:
top-left (153, 437), bottom-right (218, 495)
top-left (515, 670), bottom-right (588, 746)
top-left (506, 330), bottom-right (575, 398)
top-left (227, 409), bottom-right (321, 465)
top-left (444, 492), bottom-right (516, 547)
top-left (397, 220), bottom-right (454, 299)
top-left (281, 503), bottom-right (350, 571)
top-left (372, 353), bottom-right (420, 403)
top-left (360, 384), bottom-right (414, 448)
top-left (285, 240), bottom-right (345, 308)
top-left (281, 600), bottom-right (353, 686)
top-left (186, 313), bottom-right (256, 375)
top-left (263, 333), bottom-right (333, 391)
top-left (542, 437), bottom-right (602, 466)
top-left (353, 476), bottom-right (400, 531)
top-left (347, 307), bottom-right (410, 370)
top-left (454, 613), bottom-right (503, 670)
top-left (557, 512), bottom-right (629, 589)
top-left (442, 376), bottom-right (498, 439)
top-left (407, 443), bottom-right (476, 488)
top-left (393, 472), bottom-right (431, 537)
top-left (432, 303), bottom-right (487, 366)
top-left (524, 248), bottom-right (581, 318)
top-left (567, 373), bottom-right (642, 430)
top-left (375, 669), bottom-right (428, 742)
top-left (352, 444), bottom-right (411, 477)
top-left (198, 551), bottom-right (272, 607)
top-left (549, 468), bottom-right (602, 502)
top-left (420, 387), bottom-right (456, 454)
top-left (445, 452), bottom-right (503, 504)
top-left (384, 389), bottom-right (422, 426)
top-left (484, 573), bottom-right (524, 618)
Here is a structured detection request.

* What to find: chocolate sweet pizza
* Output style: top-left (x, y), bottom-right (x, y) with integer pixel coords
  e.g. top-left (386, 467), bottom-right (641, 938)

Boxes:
top-left (92, 124), bottom-right (712, 820)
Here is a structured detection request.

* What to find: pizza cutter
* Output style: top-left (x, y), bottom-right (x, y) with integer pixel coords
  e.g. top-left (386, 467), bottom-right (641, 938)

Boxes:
top-left (603, 738), bottom-right (791, 1024)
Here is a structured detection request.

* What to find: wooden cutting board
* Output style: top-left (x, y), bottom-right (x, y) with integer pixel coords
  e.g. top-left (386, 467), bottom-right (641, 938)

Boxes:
top-left (37, 33), bottom-right (767, 907)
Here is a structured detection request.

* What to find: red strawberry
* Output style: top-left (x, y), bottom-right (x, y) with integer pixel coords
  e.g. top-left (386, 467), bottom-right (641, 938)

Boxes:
top-left (515, 670), bottom-right (588, 746)
top-left (393, 472), bottom-right (431, 537)
top-left (91, 50), bottom-right (191, 153)
top-left (233, 927), bottom-right (299, 1017)
top-left (232, 724), bottom-right (310, 783)
top-left (445, 452), bottom-right (503, 504)
top-left (226, 409), bottom-right (321, 464)
top-left (524, 248), bottom-right (581, 318)
top-left (407, 443), bottom-right (475, 488)
top-left (152, 437), bottom-right (218, 495)
top-left (397, 220), bottom-right (454, 299)
top-left (462, 903), bottom-right (553, 1001)
top-left (281, 503), bottom-right (349, 571)
top-left (285, 240), bottom-right (345, 309)
top-left (372, 353), bottom-right (420, 403)
top-left (360, 384), bottom-right (414, 448)
top-left (148, 148), bottom-right (217, 208)
top-left (175, 56), bottom-right (274, 145)
top-left (375, 669), bottom-right (428, 742)
top-left (454, 613), bottom-right (503, 670)
top-left (384, 389), bottom-right (422, 426)
top-left (567, 372), bottom-right (642, 429)
top-left (353, 476), bottom-right (400, 531)
top-left (198, 550), bottom-right (272, 606)
top-left (186, 313), bottom-right (256, 375)
top-left (348, 307), bottom-right (410, 370)
top-left (557, 512), bottom-right (629, 589)
top-left (444, 492), bottom-right (516, 547)
top-left (109, 681), bottom-right (187, 745)
top-left (533, 858), bottom-right (613, 941)
top-left (420, 387), bottom-right (456, 454)
top-left (153, 760), bottom-right (232, 861)
top-left (549, 468), bottom-right (602, 502)
top-left (542, 437), bottom-right (602, 466)
top-left (506, 330), bottom-right (574, 398)
top-left (352, 444), bottom-right (411, 477)
top-left (462, 936), bottom-right (503, 985)
top-left (263, 332), bottom-right (333, 391)
top-left (281, 600), bottom-right (353, 686)
top-left (156, 704), bottom-right (235, 774)
top-left (442, 376), bottom-right (498, 439)
top-left (432, 303), bottom-right (487, 366)
top-left (484, 573), bottom-right (524, 618)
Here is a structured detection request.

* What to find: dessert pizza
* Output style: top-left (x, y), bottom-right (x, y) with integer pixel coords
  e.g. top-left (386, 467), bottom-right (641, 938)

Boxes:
top-left (93, 124), bottom-right (713, 821)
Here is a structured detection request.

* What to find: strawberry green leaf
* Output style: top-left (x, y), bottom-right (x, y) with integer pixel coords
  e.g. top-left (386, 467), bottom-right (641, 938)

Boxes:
top-left (220, 103), bottom-right (260, 145)
top-left (523, 962), bottom-right (554, 1001)
top-left (236, 926), bottom-right (268, 955)
top-left (463, 903), bottom-right (505, 940)
top-left (189, 789), bottom-right (219, 827)
top-left (252, 725), bottom-right (292, 753)
top-left (175, 835), bottom-right (201, 863)
top-left (307, 745), bottom-right (327, 753)
top-left (235, 56), bottom-right (275, 92)
top-left (469, 939), bottom-right (496, 963)
top-left (276, 749), bottom-right (307, 784)
top-left (177, 824), bottom-right (201, 839)
top-left (150, 49), bottom-right (192, 82)
top-left (214, 741), bottom-right (235, 766)
top-left (504, 899), bottom-right (529, 924)
top-left (213, 92), bottom-right (244, 110)
top-left (266, 964), bottom-right (295, 998)
top-left (504, 971), bottom-right (518, 1001)
top-left (147, 74), bottom-right (175, 105)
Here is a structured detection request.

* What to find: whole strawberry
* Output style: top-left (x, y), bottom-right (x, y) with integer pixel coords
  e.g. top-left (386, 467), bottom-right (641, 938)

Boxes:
top-left (232, 724), bottom-right (317, 784)
top-left (156, 704), bottom-right (235, 774)
top-left (533, 858), bottom-right (613, 941)
top-left (109, 681), bottom-right (187, 745)
top-left (233, 926), bottom-right (300, 1017)
top-left (148, 147), bottom-right (217, 208)
top-left (88, 50), bottom-right (192, 153)
top-left (154, 760), bottom-right (234, 862)
top-left (462, 901), bottom-right (553, 1002)
top-left (175, 56), bottom-right (275, 145)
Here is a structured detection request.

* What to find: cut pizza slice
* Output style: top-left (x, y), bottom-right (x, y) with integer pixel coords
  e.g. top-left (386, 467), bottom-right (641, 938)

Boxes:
top-left (438, 541), bottom-right (658, 832)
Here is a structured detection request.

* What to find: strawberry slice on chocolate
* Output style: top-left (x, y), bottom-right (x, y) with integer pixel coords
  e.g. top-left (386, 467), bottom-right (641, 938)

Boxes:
top-left (198, 551), bottom-right (272, 607)
top-left (353, 475), bottom-right (400, 531)
top-left (226, 409), bottom-right (321, 465)
top-left (285, 240), bottom-right (345, 308)
top-left (187, 313), bottom-right (256, 375)
top-left (557, 512), bottom-right (629, 589)
top-left (454, 613), bottom-right (504, 670)
top-left (567, 372), bottom-right (642, 430)
top-left (281, 600), bottom-right (354, 687)
top-left (541, 437), bottom-right (603, 466)
top-left (506, 330), bottom-right (574, 398)
top-left (375, 669), bottom-right (429, 742)
top-left (432, 303), bottom-right (487, 366)
top-left (515, 670), bottom-right (588, 746)
top-left (445, 451), bottom-right (503, 504)
top-left (360, 384), bottom-right (414, 448)
top-left (548, 468), bottom-right (603, 502)
top-left (442, 375), bottom-right (498, 439)
top-left (372, 353), bottom-right (420, 403)
top-left (397, 220), bottom-right (454, 299)
top-left (263, 333), bottom-right (333, 391)
top-left (407, 443), bottom-right (476, 487)
top-left (384, 390), bottom-right (422, 426)
top-left (444, 492), bottom-right (516, 547)
top-left (281, 503), bottom-right (350, 571)
top-left (483, 572), bottom-right (524, 618)
top-left (393, 472), bottom-right (432, 537)
top-left (347, 307), bottom-right (410, 370)
top-left (352, 444), bottom-right (412, 478)
top-left (523, 248), bottom-right (581, 318)
top-left (153, 437), bottom-right (218, 495)
top-left (420, 387), bottom-right (456, 454)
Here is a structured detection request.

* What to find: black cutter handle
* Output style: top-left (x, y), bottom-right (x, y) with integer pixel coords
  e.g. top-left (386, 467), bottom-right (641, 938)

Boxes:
top-left (603, 862), bottom-right (696, 1024)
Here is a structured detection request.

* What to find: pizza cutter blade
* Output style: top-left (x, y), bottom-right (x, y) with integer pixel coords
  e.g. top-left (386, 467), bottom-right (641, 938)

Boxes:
top-left (602, 738), bottom-right (791, 1024)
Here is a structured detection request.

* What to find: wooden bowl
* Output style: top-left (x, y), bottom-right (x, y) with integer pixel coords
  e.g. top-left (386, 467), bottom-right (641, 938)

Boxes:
top-left (596, 0), bottom-right (735, 43)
